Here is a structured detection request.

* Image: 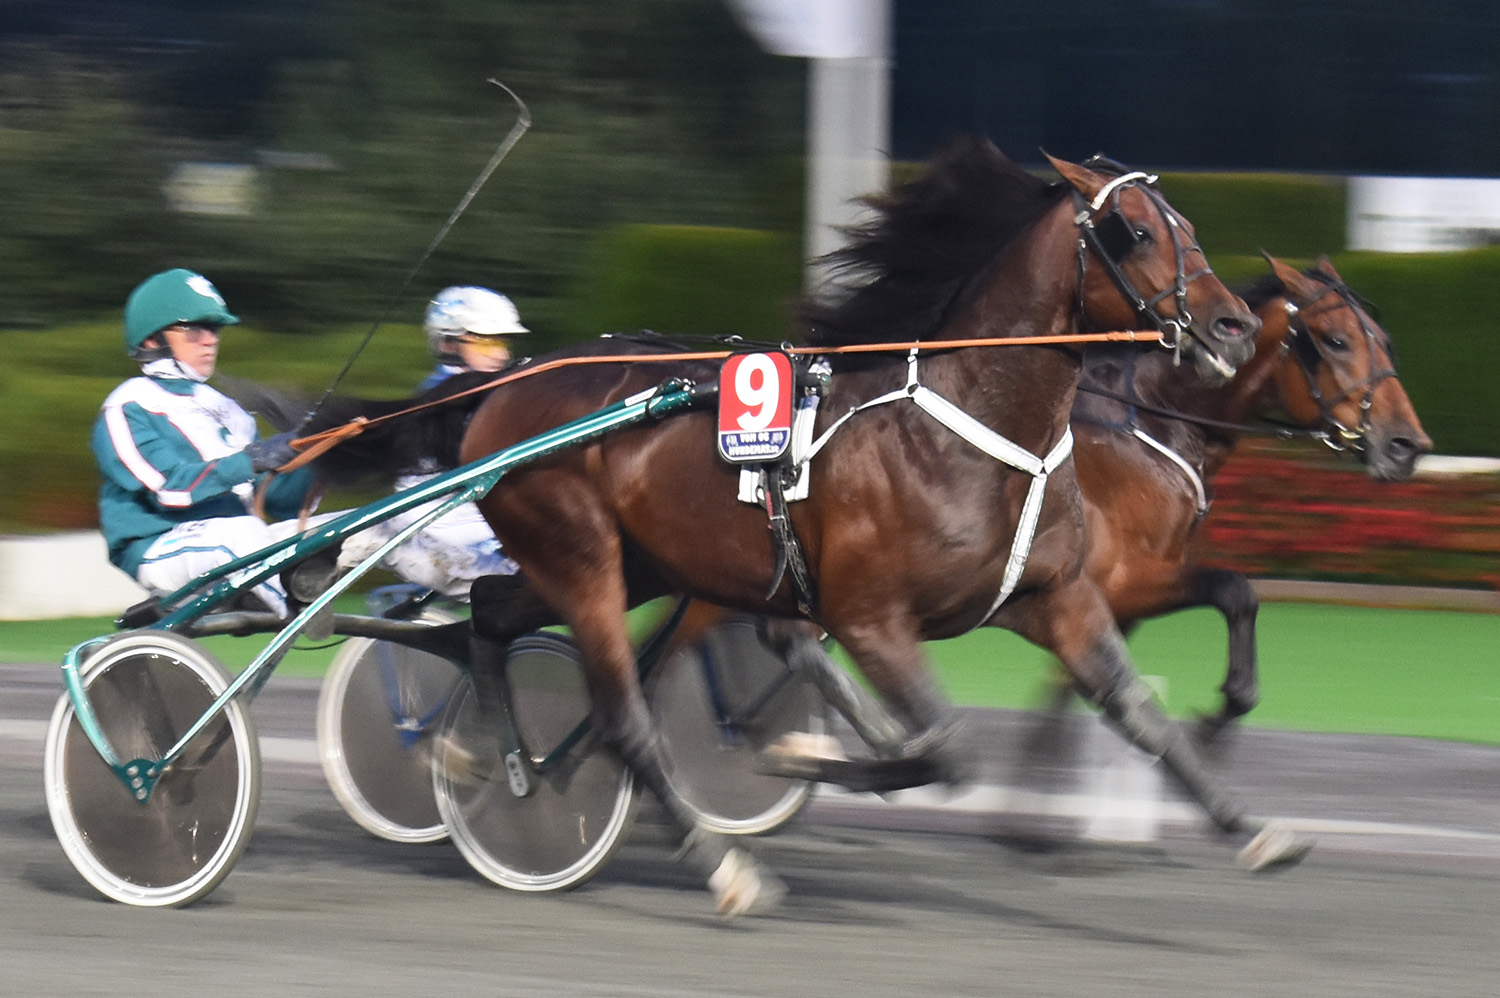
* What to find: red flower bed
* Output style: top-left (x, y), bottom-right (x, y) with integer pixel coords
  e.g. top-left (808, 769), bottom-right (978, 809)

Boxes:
top-left (1198, 439), bottom-right (1500, 590)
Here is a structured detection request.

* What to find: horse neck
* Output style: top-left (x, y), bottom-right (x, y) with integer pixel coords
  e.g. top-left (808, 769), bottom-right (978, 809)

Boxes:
top-left (1227, 298), bottom-right (1301, 423)
top-left (921, 203), bottom-right (1087, 448)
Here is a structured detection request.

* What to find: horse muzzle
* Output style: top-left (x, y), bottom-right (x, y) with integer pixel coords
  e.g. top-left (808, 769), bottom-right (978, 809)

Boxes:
top-left (1362, 422), bottom-right (1433, 482)
top-left (1180, 310), bottom-right (1260, 384)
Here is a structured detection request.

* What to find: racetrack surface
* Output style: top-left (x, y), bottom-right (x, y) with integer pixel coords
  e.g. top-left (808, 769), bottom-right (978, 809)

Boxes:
top-left (4, 664), bottom-right (1499, 996)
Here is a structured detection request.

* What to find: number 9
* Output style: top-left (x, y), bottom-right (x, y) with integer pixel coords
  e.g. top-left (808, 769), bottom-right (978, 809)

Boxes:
top-left (734, 354), bottom-right (780, 431)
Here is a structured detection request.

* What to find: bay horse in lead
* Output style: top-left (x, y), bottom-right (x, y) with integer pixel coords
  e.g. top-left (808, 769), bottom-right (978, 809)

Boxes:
top-left (1070, 253), bottom-right (1431, 737)
top-left (445, 139), bottom-right (1292, 913)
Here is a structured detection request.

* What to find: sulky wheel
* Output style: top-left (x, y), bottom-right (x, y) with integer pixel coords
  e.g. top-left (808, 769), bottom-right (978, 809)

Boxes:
top-left (43, 631), bottom-right (261, 907)
top-left (433, 632), bottom-right (636, 892)
top-left (648, 614), bottom-right (826, 835)
top-left (316, 608), bottom-right (461, 844)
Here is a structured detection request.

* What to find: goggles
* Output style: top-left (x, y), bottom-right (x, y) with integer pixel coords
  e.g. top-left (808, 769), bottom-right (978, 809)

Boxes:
top-left (455, 334), bottom-right (510, 354)
top-left (164, 323), bottom-right (222, 344)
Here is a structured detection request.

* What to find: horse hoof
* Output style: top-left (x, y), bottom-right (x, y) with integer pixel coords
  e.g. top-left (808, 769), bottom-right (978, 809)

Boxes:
top-left (1237, 821), bottom-right (1315, 872)
top-left (759, 732), bottom-right (848, 780)
top-left (709, 848), bottom-right (786, 917)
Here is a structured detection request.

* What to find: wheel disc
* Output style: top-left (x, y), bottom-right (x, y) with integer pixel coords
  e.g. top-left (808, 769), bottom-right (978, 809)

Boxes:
top-left (317, 613), bottom-right (460, 844)
top-left (43, 632), bottom-right (260, 907)
top-left (435, 633), bottom-right (635, 892)
top-left (650, 616), bottom-right (824, 834)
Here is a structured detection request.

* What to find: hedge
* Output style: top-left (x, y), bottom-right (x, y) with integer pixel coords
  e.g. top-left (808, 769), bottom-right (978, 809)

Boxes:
top-left (5, 211), bottom-right (1498, 541)
top-left (564, 224), bottom-right (803, 341)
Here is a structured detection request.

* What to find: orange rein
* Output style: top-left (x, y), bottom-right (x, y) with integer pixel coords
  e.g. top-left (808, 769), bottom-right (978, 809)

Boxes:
top-left (279, 328), bottom-right (1164, 466)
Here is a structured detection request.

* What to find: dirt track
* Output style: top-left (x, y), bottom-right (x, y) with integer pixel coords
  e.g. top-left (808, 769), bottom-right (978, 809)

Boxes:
top-left (8, 660), bottom-right (1500, 996)
top-left (5, 665), bottom-right (1500, 997)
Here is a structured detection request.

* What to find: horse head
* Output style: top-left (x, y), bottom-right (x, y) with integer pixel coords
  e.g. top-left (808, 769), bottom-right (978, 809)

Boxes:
top-left (1046, 154), bottom-right (1259, 385)
top-left (1258, 254), bottom-right (1432, 480)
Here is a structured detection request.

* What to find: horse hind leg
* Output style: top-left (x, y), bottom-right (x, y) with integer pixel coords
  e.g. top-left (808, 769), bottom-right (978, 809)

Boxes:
top-left (548, 561), bottom-right (785, 915)
top-left (779, 618), bottom-right (972, 793)
top-left (755, 619), bottom-right (909, 759)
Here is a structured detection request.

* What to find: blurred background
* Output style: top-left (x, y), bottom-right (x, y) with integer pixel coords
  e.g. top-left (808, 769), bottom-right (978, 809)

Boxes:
top-left (0, 0), bottom-right (1497, 605)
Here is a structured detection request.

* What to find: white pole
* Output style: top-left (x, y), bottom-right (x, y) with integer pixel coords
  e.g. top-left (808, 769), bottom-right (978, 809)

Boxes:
top-left (725, 0), bottom-right (893, 290)
top-left (804, 37), bottom-right (891, 291)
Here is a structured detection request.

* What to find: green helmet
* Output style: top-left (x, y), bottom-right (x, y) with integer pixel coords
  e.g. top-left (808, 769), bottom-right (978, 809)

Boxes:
top-left (123, 269), bottom-right (239, 358)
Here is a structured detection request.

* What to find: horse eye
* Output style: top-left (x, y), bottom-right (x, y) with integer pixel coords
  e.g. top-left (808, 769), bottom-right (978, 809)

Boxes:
top-left (1134, 226), bottom-right (1153, 244)
top-left (1323, 335), bottom-right (1349, 352)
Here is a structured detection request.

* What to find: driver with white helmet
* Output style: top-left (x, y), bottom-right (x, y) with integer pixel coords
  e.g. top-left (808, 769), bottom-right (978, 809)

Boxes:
top-left (335, 286), bottom-right (525, 597)
top-left (417, 285), bottom-right (528, 389)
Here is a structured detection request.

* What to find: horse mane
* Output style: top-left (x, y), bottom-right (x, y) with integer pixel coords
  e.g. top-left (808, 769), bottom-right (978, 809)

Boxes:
top-left (800, 136), bottom-right (1066, 346)
top-left (1235, 272), bottom-right (1287, 312)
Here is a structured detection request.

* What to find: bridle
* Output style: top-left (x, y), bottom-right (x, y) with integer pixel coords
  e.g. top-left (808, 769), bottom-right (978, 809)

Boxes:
top-left (1281, 273), bottom-right (1398, 454)
top-left (1072, 170), bottom-right (1233, 378)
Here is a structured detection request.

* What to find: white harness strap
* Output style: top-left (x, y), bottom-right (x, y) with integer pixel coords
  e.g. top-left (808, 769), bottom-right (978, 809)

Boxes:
top-left (803, 348), bottom-right (1075, 624)
top-left (1130, 426), bottom-right (1208, 516)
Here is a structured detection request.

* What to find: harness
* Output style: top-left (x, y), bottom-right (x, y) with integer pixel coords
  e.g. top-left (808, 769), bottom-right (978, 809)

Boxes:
top-left (1074, 349), bottom-right (1210, 518)
top-left (746, 348), bottom-right (1074, 626)
top-left (739, 169), bottom-right (1216, 625)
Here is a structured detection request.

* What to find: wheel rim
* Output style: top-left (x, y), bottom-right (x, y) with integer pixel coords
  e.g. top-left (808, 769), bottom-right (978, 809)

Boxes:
top-left (43, 632), bottom-right (260, 907)
top-left (435, 633), bottom-right (635, 892)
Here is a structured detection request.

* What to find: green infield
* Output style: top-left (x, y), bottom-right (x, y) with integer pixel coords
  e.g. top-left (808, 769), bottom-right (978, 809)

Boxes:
top-left (904, 603), bottom-right (1499, 746)
top-left (4, 601), bottom-right (1496, 745)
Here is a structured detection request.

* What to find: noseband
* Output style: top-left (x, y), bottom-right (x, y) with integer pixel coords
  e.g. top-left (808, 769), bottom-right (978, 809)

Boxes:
top-left (1280, 276), bottom-right (1398, 453)
top-left (1073, 172), bottom-right (1223, 371)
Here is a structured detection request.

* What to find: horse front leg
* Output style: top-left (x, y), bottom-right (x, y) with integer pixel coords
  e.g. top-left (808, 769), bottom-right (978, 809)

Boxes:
top-left (1184, 567), bottom-right (1261, 742)
top-left (1009, 579), bottom-right (1310, 869)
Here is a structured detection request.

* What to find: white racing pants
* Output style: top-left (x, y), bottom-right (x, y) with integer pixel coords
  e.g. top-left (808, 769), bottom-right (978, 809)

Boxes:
top-left (136, 514), bottom-right (342, 617)
top-left (334, 497), bottom-right (518, 601)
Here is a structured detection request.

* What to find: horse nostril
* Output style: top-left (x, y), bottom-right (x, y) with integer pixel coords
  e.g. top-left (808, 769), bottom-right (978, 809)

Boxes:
top-left (1386, 436), bottom-right (1421, 463)
top-left (1211, 315), bottom-right (1253, 340)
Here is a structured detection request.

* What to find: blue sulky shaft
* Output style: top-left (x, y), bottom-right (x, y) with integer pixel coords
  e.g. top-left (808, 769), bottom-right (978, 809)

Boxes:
top-left (60, 380), bottom-right (700, 801)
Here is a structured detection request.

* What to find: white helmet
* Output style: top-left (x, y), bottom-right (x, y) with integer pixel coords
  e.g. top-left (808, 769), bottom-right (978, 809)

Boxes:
top-left (423, 286), bottom-right (528, 361)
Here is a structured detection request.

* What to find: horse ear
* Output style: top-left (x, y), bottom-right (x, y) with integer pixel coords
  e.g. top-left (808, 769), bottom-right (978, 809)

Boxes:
top-left (1313, 254), bottom-right (1343, 281)
top-left (1043, 151), bottom-right (1106, 200)
top-left (1261, 252), bottom-right (1313, 298)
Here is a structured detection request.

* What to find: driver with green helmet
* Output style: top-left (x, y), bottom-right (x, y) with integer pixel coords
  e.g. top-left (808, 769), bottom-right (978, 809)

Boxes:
top-left (93, 269), bottom-right (318, 616)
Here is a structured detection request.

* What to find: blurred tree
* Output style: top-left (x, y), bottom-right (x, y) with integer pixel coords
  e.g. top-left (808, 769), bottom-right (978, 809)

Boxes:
top-left (0, 46), bottom-right (177, 327)
top-left (0, 0), bottom-right (807, 338)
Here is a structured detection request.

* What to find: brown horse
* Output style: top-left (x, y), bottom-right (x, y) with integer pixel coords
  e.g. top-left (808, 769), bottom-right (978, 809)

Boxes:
top-left (422, 139), bottom-right (1283, 913)
top-left (1070, 254), bottom-right (1431, 737)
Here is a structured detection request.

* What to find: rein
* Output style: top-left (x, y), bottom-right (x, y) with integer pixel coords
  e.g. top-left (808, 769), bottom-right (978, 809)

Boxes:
top-left (1074, 381), bottom-right (1323, 442)
top-left (279, 328), bottom-right (1163, 465)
